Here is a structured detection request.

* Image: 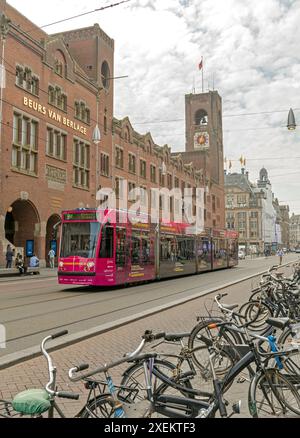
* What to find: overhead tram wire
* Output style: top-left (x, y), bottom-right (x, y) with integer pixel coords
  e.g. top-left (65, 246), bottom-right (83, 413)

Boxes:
top-left (132, 108), bottom-right (300, 126)
top-left (1, 57), bottom-right (124, 136)
top-left (21, 1), bottom-right (132, 35)
top-left (3, 55), bottom-right (300, 137)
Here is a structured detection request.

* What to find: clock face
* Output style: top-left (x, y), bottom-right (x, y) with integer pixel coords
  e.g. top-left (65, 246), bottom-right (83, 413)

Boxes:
top-left (194, 132), bottom-right (209, 150)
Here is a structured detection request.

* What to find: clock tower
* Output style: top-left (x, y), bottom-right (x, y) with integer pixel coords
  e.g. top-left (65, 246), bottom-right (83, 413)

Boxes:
top-left (185, 91), bottom-right (224, 185)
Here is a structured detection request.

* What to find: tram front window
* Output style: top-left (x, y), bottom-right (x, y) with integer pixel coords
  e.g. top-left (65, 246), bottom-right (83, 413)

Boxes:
top-left (61, 222), bottom-right (100, 258)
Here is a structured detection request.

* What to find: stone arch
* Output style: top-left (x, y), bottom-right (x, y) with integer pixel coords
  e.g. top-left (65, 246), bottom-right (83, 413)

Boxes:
top-left (4, 199), bottom-right (41, 263)
top-left (44, 38), bottom-right (75, 82)
top-left (45, 214), bottom-right (61, 267)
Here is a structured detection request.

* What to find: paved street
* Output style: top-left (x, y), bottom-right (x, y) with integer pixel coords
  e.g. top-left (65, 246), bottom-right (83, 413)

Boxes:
top-left (0, 254), bottom-right (297, 357)
top-left (0, 254), bottom-right (298, 418)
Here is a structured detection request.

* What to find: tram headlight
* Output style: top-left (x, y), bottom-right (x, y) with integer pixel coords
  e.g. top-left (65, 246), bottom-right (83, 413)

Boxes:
top-left (59, 261), bottom-right (64, 269)
top-left (87, 262), bottom-right (95, 270)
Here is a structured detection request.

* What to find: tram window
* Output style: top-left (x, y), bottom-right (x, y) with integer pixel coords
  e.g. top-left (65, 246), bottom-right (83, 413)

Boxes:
top-left (198, 239), bottom-right (211, 263)
top-left (99, 226), bottom-right (114, 258)
top-left (177, 238), bottom-right (195, 261)
top-left (141, 234), bottom-right (151, 264)
top-left (116, 227), bottom-right (126, 267)
top-left (228, 240), bottom-right (238, 259)
top-left (214, 239), bottom-right (226, 259)
top-left (61, 222), bottom-right (100, 258)
top-left (160, 235), bottom-right (178, 262)
top-left (220, 239), bottom-right (227, 259)
top-left (131, 232), bottom-right (140, 264)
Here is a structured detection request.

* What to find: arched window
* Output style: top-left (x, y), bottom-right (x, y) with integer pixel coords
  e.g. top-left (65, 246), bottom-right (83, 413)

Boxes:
top-left (75, 101), bottom-right (80, 118)
top-left (101, 61), bottom-right (111, 90)
top-left (54, 50), bottom-right (67, 77)
top-left (195, 109), bottom-right (208, 126)
top-left (124, 126), bottom-right (130, 142)
top-left (48, 86), bottom-right (55, 104)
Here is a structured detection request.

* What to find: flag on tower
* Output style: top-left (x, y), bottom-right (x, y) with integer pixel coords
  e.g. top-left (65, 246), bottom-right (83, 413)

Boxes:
top-left (199, 59), bottom-right (203, 70)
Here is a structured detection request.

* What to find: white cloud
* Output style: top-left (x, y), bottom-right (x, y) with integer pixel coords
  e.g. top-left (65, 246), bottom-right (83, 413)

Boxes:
top-left (6, 0), bottom-right (300, 213)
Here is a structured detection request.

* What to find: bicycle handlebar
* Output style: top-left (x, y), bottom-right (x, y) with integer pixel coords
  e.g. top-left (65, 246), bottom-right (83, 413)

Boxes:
top-left (40, 330), bottom-right (79, 400)
top-left (57, 391), bottom-right (80, 400)
top-left (68, 338), bottom-right (146, 382)
top-left (51, 330), bottom-right (68, 340)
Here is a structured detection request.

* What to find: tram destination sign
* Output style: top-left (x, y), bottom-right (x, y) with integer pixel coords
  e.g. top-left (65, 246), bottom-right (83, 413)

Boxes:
top-left (64, 212), bottom-right (97, 221)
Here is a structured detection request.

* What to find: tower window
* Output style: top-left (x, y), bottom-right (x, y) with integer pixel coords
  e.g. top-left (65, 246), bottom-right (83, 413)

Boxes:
top-left (101, 61), bottom-right (111, 90)
top-left (195, 109), bottom-right (208, 126)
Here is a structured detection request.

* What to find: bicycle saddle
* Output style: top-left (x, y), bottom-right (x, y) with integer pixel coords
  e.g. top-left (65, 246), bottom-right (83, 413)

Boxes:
top-left (12, 389), bottom-right (51, 416)
top-left (266, 317), bottom-right (290, 330)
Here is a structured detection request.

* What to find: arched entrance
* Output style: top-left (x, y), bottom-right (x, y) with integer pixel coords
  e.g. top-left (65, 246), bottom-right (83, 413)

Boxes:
top-left (45, 214), bottom-right (61, 267)
top-left (5, 199), bottom-right (40, 261)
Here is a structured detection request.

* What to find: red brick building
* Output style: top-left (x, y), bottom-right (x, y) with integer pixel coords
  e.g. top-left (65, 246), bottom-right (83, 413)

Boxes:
top-left (0, 1), bottom-right (225, 267)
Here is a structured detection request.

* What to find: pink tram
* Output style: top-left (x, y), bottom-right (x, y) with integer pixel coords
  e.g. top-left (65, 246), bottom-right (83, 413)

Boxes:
top-left (58, 209), bottom-right (238, 287)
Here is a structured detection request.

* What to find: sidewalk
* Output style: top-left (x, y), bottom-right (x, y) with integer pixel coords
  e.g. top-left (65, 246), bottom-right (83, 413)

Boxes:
top-left (0, 266), bottom-right (293, 418)
top-left (0, 268), bottom-right (57, 280)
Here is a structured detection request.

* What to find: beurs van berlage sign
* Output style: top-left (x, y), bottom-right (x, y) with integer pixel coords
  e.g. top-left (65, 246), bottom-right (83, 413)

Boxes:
top-left (23, 96), bottom-right (88, 136)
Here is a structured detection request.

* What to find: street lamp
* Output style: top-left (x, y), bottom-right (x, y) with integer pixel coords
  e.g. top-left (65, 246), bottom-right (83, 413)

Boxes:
top-left (287, 108), bottom-right (296, 131)
top-left (92, 92), bottom-right (101, 144)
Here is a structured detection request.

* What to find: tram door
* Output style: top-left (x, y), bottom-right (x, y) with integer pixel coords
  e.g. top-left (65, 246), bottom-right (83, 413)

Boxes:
top-left (115, 226), bottom-right (128, 285)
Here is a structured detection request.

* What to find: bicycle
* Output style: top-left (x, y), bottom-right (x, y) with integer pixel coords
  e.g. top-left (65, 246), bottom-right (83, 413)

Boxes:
top-left (69, 330), bottom-right (242, 418)
top-left (0, 331), bottom-right (79, 418)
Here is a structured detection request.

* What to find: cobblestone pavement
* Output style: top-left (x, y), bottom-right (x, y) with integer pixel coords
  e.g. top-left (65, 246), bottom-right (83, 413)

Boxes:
top-left (0, 263), bottom-right (296, 418)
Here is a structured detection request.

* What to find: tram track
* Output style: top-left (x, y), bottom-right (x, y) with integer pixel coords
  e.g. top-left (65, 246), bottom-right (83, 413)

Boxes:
top-left (0, 256), bottom-right (296, 364)
top-left (2, 274), bottom-right (225, 326)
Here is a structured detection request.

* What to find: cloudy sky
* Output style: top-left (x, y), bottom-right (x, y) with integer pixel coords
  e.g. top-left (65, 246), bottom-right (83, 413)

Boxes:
top-left (7, 0), bottom-right (300, 214)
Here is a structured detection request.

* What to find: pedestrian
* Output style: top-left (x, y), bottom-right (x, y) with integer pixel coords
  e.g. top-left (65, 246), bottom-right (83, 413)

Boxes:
top-left (5, 245), bottom-right (14, 269)
top-left (48, 248), bottom-right (56, 269)
top-left (277, 248), bottom-right (284, 266)
top-left (29, 253), bottom-right (40, 268)
top-left (15, 253), bottom-right (25, 275)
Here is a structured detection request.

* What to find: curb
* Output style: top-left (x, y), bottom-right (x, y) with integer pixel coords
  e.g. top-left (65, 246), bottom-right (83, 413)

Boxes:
top-left (0, 260), bottom-right (296, 370)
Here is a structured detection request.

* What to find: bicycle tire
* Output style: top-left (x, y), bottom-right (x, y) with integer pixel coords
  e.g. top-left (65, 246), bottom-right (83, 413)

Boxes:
top-left (238, 300), bottom-right (273, 332)
top-left (249, 368), bottom-right (300, 418)
top-left (119, 359), bottom-right (198, 417)
top-left (277, 327), bottom-right (300, 380)
top-left (78, 394), bottom-right (116, 418)
top-left (188, 318), bottom-right (237, 391)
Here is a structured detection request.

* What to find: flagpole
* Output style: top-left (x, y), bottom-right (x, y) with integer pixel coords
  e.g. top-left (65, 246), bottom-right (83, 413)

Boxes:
top-left (201, 56), bottom-right (204, 93)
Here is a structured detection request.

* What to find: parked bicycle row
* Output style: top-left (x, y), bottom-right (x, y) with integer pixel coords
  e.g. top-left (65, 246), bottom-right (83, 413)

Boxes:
top-left (1, 262), bottom-right (300, 419)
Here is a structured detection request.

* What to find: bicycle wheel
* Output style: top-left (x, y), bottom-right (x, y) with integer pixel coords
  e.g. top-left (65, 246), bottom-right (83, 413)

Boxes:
top-left (188, 319), bottom-right (237, 391)
top-left (79, 394), bottom-right (116, 418)
top-left (277, 327), bottom-right (300, 386)
top-left (119, 359), bottom-right (198, 417)
top-left (239, 300), bottom-right (273, 332)
top-left (249, 369), bottom-right (300, 418)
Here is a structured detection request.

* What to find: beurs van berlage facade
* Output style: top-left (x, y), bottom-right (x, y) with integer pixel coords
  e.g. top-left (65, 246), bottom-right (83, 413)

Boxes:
top-left (0, 1), bottom-right (225, 267)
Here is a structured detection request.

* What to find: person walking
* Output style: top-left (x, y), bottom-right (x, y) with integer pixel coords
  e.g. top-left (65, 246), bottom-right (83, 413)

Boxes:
top-left (5, 245), bottom-right (14, 269)
top-left (48, 248), bottom-right (56, 269)
top-left (277, 248), bottom-right (284, 265)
